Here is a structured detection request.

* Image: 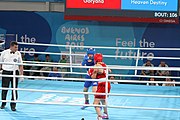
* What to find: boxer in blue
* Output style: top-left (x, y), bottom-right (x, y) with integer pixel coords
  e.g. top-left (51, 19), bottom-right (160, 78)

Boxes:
top-left (81, 48), bottom-right (97, 110)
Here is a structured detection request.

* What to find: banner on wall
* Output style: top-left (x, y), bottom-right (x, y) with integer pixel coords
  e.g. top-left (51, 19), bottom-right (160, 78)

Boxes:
top-left (0, 11), bottom-right (179, 76)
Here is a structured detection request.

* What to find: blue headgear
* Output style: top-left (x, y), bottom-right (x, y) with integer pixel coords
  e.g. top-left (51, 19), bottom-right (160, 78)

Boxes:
top-left (87, 48), bottom-right (95, 55)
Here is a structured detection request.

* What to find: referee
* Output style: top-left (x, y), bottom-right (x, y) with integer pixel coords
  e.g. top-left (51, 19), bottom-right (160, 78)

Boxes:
top-left (0, 41), bottom-right (23, 111)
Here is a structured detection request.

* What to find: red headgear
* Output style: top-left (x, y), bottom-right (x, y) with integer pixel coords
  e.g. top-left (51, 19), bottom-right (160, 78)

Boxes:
top-left (94, 53), bottom-right (103, 63)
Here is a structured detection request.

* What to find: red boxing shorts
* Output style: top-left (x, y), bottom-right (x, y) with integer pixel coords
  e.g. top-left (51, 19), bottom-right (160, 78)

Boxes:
top-left (95, 82), bottom-right (111, 99)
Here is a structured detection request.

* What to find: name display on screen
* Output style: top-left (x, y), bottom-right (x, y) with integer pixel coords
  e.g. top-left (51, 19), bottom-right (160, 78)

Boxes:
top-left (64, 0), bottom-right (179, 24)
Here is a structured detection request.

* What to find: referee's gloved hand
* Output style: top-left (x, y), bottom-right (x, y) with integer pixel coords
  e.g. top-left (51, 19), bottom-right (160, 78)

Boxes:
top-left (19, 75), bottom-right (24, 82)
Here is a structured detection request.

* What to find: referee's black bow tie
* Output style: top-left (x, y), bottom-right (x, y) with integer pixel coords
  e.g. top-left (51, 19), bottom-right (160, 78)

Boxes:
top-left (10, 51), bottom-right (15, 54)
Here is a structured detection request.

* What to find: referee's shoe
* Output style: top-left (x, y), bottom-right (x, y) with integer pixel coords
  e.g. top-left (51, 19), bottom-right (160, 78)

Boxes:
top-left (10, 104), bottom-right (16, 111)
top-left (11, 107), bottom-right (16, 111)
top-left (0, 105), bottom-right (5, 109)
top-left (1, 104), bottom-right (16, 111)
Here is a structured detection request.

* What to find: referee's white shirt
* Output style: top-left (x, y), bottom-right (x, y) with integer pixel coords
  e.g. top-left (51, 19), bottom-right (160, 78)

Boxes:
top-left (0, 49), bottom-right (23, 71)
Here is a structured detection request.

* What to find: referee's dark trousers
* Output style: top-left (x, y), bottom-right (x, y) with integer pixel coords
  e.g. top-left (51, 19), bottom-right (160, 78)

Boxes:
top-left (1, 70), bottom-right (19, 108)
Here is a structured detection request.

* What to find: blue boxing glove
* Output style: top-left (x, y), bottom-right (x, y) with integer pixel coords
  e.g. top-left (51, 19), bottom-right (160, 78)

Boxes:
top-left (81, 55), bottom-right (94, 66)
top-left (82, 55), bottom-right (89, 66)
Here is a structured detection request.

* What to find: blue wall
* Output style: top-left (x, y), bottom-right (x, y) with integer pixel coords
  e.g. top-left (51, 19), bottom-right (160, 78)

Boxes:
top-left (0, 11), bottom-right (179, 76)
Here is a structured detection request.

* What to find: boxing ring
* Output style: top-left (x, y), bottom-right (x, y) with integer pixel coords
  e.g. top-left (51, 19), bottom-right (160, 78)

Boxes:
top-left (0, 43), bottom-right (180, 120)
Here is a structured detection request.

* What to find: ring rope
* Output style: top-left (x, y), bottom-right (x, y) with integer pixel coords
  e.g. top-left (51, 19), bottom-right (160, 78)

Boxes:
top-left (1, 61), bottom-right (180, 71)
top-left (0, 87), bottom-right (180, 98)
top-left (0, 100), bottom-right (180, 111)
top-left (0, 73), bottom-right (179, 85)
top-left (0, 71), bottom-right (180, 84)
top-left (18, 42), bottom-right (180, 51)
top-left (19, 50), bottom-right (180, 60)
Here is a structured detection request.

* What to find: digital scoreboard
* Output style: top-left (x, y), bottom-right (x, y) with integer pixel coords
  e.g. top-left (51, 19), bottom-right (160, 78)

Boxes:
top-left (64, 0), bottom-right (179, 24)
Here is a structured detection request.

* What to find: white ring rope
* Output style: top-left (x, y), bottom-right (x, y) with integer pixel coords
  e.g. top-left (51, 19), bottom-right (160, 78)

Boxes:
top-left (1, 100), bottom-right (179, 112)
top-left (16, 42), bottom-right (180, 61)
top-left (19, 51), bottom-right (180, 60)
top-left (1, 61), bottom-right (180, 81)
top-left (22, 69), bottom-right (180, 79)
top-left (0, 87), bottom-right (180, 98)
top-left (1, 73), bottom-right (179, 85)
top-left (0, 61), bottom-right (180, 71)
top-left (108, 105), bottom-right (180, 111)
top-left (1, 100), bottom-right (180, 111)
top-left (0, 63), bottom-right (180, 85)
top-left (18, 42), bottom-right (180, 51)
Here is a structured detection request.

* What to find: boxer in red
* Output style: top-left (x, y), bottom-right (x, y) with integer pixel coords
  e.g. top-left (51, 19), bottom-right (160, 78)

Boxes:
top-left (89, 53), bottom-right (111, 120)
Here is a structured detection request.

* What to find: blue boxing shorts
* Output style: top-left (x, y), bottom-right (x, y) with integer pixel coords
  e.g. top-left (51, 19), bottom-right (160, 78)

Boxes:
top-left (84, 75), bottom-right (98, 88)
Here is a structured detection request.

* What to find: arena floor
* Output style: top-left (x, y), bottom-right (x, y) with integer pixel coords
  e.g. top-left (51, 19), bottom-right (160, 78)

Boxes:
top-left (0, 80), bottom-right (180, 120)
